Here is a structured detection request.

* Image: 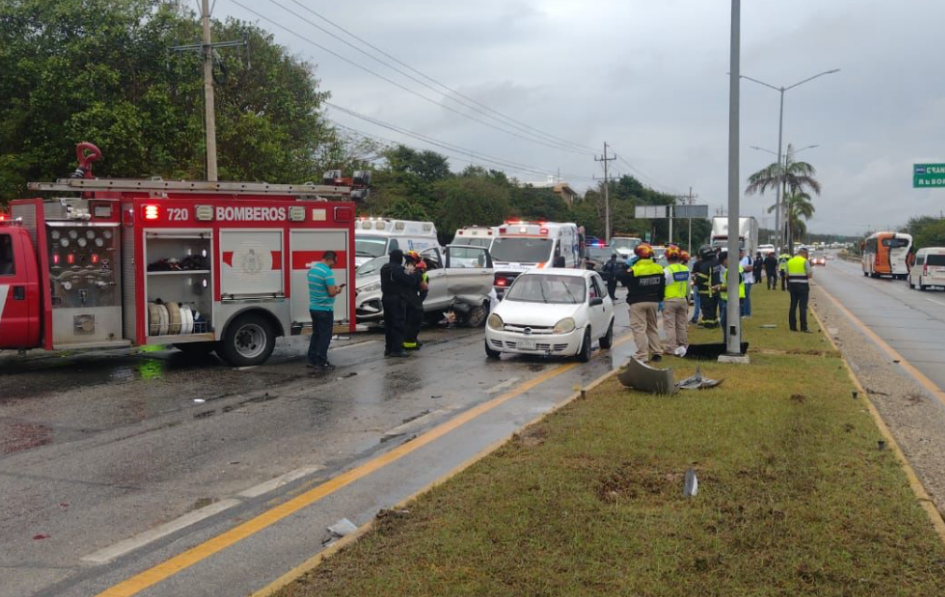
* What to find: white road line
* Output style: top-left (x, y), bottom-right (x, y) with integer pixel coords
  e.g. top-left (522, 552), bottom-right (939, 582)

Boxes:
top-left (927, 298), bottom-right (945, 307)
top-left (485, 378), bottom-right (521, 394)
top-left (237, 465), bottom-right (325, 498)
top-left (81, 498), bottom-right (241, 564)
top-left (330, 340), bottom-right (379, 352)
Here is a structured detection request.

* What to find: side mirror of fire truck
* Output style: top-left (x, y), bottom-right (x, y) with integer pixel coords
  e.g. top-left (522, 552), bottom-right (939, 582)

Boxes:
top-left (322, 170), bottom-right (343, 185)
top-left (353, 170), bottom-right (372, 186)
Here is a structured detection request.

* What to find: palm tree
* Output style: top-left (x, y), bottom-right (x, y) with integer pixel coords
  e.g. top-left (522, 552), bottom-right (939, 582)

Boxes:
top-left (768, 192), bottom-right (815, 250)
top-left (746, 144), bottom-right (821, 253)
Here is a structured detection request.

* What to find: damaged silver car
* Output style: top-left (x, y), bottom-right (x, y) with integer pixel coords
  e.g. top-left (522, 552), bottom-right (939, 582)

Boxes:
top-left (354, 245), bottom-right (495, 327)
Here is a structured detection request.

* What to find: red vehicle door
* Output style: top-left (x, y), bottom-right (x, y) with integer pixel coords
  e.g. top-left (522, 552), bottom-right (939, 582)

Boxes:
top-left (0, 228), bottom-right (41, 349)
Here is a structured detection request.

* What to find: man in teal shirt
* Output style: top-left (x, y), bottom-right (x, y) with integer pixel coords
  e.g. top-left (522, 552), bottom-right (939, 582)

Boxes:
top-left (307, 251), bottom-right (344, 370)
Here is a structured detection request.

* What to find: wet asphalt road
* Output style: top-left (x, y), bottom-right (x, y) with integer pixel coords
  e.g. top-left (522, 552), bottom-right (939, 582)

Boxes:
top-left (816, 255), bottom-right (945, 391)
top-left (0, 306), bottom-right (637, 597)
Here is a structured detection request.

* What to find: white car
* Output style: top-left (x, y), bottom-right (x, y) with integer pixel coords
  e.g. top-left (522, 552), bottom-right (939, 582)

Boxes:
top-left (485, 269), bottom-right (615, 362)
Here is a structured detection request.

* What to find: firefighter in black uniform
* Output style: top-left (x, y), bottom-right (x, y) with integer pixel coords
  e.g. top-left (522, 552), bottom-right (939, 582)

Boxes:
top-left (402, 251), bottom-right (427, 350)
top-left (380, 249), bottom-right (412, 358)
top-left (693, 245), bottom-right (722, 328)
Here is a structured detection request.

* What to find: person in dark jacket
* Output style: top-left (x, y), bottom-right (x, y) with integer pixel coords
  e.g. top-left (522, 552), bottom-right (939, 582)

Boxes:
top-left (693, 245), bottom-right (722, 328)
top-left (380, 249), bottom-right (412, 358)
top-left (626, 244), bottom-right (665, 363)
top-left (601, 253), bottom-right (621, 301)
top-left (764, 252), bottom-right (779, 290)
top-left (753, 252), bottom-right (764, 284)
top-left (402, 251), bottom-right (427, 350)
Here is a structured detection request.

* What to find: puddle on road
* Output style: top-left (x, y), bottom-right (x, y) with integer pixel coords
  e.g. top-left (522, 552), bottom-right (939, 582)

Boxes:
top-left (2, 422), bottom-right (53, 454)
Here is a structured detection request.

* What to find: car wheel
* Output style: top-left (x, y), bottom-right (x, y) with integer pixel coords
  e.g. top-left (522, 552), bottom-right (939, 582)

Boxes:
top-left (576, 328), bottom-right (592, 363)
top-left (920, 277), bottom-right (928, 291)
top-left (485, 339), bottom-right (501, 360)
top-left (463, 303), bottom-right (489, 328)
top-left (174, 342), bottom-right (217, 356)
top-left (599, 319), bottom-right (614, 349)
top-left (909, 279), bottom-right (915, 289)
top-left (217, 313), bottom-right (276, 367)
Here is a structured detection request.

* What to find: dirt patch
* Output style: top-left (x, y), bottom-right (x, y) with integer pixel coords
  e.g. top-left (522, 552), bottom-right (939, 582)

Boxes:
top-left (790, 394), bottom-right (807, 403)
top-left (596, 463), bottom-right (681, 504)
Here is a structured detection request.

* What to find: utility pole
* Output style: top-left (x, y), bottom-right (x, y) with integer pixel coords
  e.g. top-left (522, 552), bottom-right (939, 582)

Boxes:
top-left (171, 2), bottom-right (247, 181)
top-left (201, 0), bottom-right (217, 181)
top-left (725, 0), bottom-right (742, 356)
top-left (595, 143), bottom-right (617, 243)
top-left (688, 187), bottom-right (697, 254)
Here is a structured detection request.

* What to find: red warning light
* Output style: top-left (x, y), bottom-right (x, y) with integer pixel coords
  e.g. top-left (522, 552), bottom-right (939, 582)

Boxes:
top-left (91, 254), bottom-right (100, 264)
top-left (52, 254), bottom-right (60, 265)
top-left (67, 254), bottom-right (75, 265)
top-left (143, 205), bottom-right (160, 220)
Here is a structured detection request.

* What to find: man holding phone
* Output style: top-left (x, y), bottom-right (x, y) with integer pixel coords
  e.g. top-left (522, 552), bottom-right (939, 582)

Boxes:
top-left (307, 251), bottom-right (345, 370)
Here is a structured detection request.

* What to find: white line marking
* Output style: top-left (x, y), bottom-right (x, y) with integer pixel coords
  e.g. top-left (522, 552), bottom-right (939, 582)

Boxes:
top-left (485, 378), bottom-right (521, 394)
top-left (237, 366), bottom-right (257, 371)
top-left (926, 298), bottom-right (945, 307)
top-left (330, 340), bottom-right (379, 352)
top-left (237, 465), bottom-right (325, 498)
top-left (81, 499), bottom-right (241, 564)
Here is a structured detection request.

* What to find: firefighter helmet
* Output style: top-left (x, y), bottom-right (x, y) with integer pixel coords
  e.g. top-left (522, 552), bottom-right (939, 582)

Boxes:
top-left (665, 246), bottom-right (681, 261)
top-left (680, 250), bottom-right (690, 264)
top-left (698, 245), bottom-right (714, 260)
top-left (634, 243), bottom-right (654, 259)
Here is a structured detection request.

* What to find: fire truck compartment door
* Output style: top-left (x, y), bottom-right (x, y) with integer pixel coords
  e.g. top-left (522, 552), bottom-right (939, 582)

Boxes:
top-left (220, 230), bottom-right (284, 297)
top-left (0, 229), bottom-right (41, 349)
top-left (290, 230), bottom-right (349, 323)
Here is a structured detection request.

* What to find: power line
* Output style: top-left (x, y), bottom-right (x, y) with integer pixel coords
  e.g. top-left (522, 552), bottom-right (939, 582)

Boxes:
top-left (331, 120), bottom-right (583, 182)
top-left (278, 0), bottom-right (597, 154)
top-left (610, 150), bottom-right (682, 195)
top-left (326, 102), bottom-right (595, 182)
top-left (228, 0), bottom-right (596, 157)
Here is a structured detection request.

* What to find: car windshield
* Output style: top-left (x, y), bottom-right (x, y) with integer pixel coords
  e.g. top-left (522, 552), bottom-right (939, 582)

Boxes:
top-left (356, 255), bottom-right (387, 277)
top-left (490, 237), bottom-right (553, 263)
top-left (505, 274), bottom-right (586, 304)
top-left (452, 237), bottom-right (491, 248)
top-left (586, 247), bottom-right (613, 261)
top-left (611, 238), bottom-right (641, 251)
top-left (355, 235), bottom-right (388, 258)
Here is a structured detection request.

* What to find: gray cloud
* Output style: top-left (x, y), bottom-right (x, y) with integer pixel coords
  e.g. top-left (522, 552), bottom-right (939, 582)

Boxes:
top-left (221, 0), bottom-right (945, 235)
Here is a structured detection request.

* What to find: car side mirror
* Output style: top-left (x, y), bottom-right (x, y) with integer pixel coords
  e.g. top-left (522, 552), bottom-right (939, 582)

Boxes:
top-left (589, 297), bottom-right (604, 307)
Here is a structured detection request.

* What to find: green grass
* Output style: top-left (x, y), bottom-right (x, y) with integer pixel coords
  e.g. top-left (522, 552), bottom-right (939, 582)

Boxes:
top-left (275, 290), bottom-right (945, 597)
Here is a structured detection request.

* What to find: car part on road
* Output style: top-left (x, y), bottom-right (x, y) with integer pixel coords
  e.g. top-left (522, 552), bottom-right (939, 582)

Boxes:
top-left (685, 342), bottom-right (749, 360)
top-left (617, 357), bottom-right (677, 394)
top-left (676, 367), bottom-right (724, 390)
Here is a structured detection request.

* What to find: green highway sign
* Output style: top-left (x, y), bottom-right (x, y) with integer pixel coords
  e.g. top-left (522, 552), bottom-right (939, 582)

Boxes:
top-left (914, 164), bottom-right (945, 188)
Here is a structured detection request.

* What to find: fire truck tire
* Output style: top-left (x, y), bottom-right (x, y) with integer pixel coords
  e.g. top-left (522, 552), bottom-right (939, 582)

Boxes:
top-left (174, 342), bottom-right (217, 356)
top-left (218, 313), bottom-right (276, 366)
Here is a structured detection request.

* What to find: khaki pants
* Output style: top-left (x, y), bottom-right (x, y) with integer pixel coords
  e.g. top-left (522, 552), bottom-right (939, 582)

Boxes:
top-left (662, 298), bottom-right (689, 351)
top-left (629, 302), bottom-right (662, 361)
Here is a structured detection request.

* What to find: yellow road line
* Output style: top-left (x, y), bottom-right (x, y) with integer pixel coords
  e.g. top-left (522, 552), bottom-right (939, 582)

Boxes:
top-left (95, 336), bottom-right (632, 597)
top-left (249, 351), bottom-right (628, 597)
top-left (816, 283), bottom-right (945, 406)
top-left (811, 291), bottom-right (945, 545)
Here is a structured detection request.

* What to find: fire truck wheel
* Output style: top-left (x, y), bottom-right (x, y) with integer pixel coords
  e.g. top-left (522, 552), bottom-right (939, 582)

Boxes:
top-left (218, 314), bottom-right (276, 366)
top-left (174, 342), bottom-right (217, 356)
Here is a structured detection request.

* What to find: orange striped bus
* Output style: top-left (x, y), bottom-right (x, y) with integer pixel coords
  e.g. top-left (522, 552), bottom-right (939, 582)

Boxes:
top-left (862, 231), bottom-right (913, 279)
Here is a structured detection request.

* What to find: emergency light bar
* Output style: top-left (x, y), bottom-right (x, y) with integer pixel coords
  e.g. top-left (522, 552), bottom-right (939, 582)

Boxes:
top-left (143, 205), bottom-right (160, 220)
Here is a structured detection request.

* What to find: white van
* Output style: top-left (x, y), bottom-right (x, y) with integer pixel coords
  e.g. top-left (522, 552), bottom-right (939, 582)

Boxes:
top-left (909, 247), bottom-right (945, 291)
top-left (490, 221), bottom-right (581, 294)
top-left (354, 218), bottom-right (439, 267)
top-left (451, 226), bottom-right (499, 250)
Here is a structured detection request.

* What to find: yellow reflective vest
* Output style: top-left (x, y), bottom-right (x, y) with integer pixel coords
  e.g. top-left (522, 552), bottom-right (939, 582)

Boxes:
top-left (720, 265), bottom-right (746, 302)
top-left (787, 256), bottom-right (809, 285)
top-left (664, 263), bottom-right (690, 300)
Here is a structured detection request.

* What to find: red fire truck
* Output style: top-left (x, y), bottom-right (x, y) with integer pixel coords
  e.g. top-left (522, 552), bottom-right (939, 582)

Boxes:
top-left (0, 145), bottom-right (359, 366)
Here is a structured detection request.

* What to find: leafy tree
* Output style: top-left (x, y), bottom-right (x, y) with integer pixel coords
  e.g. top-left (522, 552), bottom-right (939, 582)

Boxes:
top-left (746, 144), bottom-right (821, 253)
top-left (0, 0), bottom-right (343, 204)
top-left (907, 217), bottom-right (945, 250)
top-left (434, 177), bottom-right (510, 243)
top-left (510, 186), bottom-right (570, 222)
top-left (768, 192), bottom-right (815, 249)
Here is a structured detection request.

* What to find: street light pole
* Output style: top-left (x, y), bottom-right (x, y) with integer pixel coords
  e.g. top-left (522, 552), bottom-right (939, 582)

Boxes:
top-left (741, 68), bottom-right (839, 255)
top-left (726, 0), bottom-right (742, 355)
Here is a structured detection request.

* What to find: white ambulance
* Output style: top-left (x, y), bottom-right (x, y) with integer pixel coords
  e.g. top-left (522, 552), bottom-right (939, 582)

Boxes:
top-left (451, 226), bottom-right (499, 250)
top-left (490, 221), bottom-right (581, 295)
top-left (354, 218), bottom-right (439, 267)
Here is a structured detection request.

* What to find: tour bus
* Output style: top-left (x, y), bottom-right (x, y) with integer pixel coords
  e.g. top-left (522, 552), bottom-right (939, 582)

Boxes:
top-left (491, 221), bottom-right (581, 295)
top-left (862, 231), bottom-right (913, 279)
top-left (354, 218), bottom-right (438, 267)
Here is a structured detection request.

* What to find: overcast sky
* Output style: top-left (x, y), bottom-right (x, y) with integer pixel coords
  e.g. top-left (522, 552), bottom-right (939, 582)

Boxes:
top-left (219, 0), bottom-right (945, 235)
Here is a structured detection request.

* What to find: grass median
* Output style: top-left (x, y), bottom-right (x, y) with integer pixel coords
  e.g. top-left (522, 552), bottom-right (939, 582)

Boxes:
top-left (276, 287), bottom-right (945, 597)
